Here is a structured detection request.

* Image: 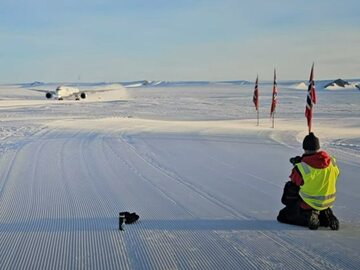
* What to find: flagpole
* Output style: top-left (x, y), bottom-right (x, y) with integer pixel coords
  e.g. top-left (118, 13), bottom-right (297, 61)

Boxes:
top-left (257, 75), bottom-right (259, 126)
top-left (309, 63), bottom-right (314, 133)
top-left (273, 69), bottom-right (275, 128)
top-left (270, 68), bottom-right (277, 128)
top-left (305, 62), bottom-right (316, 134)
top-left (253, 75), bottom-right (259, 126)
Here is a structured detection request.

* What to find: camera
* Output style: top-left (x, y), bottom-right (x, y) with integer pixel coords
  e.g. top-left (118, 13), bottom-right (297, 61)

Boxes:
top-left (289, 156), bottom-right (301, 165)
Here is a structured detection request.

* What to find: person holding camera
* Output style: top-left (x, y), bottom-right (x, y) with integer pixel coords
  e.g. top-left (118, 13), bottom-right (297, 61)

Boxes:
top-left (277, 132), bottom-right (340, 230)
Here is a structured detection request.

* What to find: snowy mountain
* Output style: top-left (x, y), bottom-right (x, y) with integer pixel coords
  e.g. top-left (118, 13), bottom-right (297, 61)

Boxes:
top-left (291, 82), bottom-right (308, 90)
top-left (19, 81), bottom-right (45, 88)
top-left (324, 79), bottom-right (359, 90)
top-left (324, 79), bottom-right (350, 88)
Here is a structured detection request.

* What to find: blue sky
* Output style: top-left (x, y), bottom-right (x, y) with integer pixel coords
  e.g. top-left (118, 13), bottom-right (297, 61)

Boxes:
top-left (1, 0), bottom-right (359, 83)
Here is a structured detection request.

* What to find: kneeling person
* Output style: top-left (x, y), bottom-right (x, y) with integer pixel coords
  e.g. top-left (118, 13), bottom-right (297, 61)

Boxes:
top-left (277, 132), bottom-right (340, 230)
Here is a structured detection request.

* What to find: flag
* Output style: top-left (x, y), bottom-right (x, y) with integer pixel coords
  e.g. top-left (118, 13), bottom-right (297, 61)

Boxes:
top-left (305, 63), bottom-right (316, 133)
top-left (270, 69), bottom-right (277, 117)
top-left (253, 75), bottom-right (259, 111)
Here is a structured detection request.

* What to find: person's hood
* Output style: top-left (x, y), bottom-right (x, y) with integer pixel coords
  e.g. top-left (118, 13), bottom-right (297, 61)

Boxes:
top-left (302, 151), bottom-right (331, 169)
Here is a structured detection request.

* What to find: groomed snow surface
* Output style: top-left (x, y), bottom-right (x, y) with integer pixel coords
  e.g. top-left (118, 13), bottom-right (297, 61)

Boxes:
top-left (0, 82), bottom-right (360, 269)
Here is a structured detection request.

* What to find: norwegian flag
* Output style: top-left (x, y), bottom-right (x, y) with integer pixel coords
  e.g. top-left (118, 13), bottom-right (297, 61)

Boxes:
top-left (270, 69), bottom-right (277, 117)
top-left (305, 63), bottom-right (316, 133)
top-left (253, 75), bottom-right (259, 111)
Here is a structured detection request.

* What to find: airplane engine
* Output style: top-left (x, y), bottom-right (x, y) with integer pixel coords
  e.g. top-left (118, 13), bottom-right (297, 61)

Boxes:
top-left (80, 92), bottom-right (87, 99)
top-left (45, 92), bottom-right (52, 99)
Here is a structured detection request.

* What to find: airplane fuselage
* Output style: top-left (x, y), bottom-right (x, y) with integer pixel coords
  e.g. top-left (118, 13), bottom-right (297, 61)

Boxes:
top-left (56, 86), bottom-right (80, 99)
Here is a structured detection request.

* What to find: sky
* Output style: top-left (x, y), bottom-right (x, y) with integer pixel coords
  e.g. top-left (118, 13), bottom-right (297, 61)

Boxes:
top-left (0, 0), bottom-right (359, 83)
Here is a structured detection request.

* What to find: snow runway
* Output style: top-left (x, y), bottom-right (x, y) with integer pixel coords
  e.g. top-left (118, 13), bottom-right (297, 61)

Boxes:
top-left (1, 123), bottom-right (360, 269)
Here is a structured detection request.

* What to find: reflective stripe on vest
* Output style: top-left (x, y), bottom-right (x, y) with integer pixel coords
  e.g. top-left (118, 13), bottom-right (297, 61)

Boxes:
top-left (299, 162), bottom-right (311, 174)
top-left (298, 192), bottom-right (336, 209)
top-left (296, 158), bottom-right (339, 211)
top-left (299, 192), bottom-right (336, 201)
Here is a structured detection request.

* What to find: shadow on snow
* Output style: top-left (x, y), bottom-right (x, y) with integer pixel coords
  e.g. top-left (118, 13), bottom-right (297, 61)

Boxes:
top-left (0, 218), bottom-right (307, 232)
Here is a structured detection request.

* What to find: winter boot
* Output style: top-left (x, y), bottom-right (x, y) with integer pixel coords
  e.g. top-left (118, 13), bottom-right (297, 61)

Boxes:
top-left (308, 210), bottom-right (320, 230)
top-left (323, 208), bottom-right (339, 230)
top-left (319, 211), bottom-right (329, 227)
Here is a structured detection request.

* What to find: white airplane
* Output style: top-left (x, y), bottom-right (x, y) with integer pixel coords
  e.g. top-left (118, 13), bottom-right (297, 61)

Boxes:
top-left (28, 80), bottom-right (152, 100)
top-left (29, 84), bottom-right (119, 100)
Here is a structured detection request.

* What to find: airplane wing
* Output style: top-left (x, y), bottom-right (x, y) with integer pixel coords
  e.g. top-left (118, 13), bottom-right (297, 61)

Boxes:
top-left (28, 88), bottom-right (54, 93)
top-left (28, 88), bottom-right (58, 99)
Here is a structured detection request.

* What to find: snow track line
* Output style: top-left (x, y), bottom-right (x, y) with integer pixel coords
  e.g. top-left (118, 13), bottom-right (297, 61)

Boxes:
top-left (116, 134), bottom-right (250, 220)
top-left (99, 134), bottom-right (181, 215)
top-left (327, 146), bottom-right (360, 168)
top-left (258, 231), bottom-right (326, 270)
top-left (213, 230), bottom-right (322, 270)
top-left (205, 149), bottom-right (283, 188)
top-left (79, 131), bottom-right (112, 217)
top-left (205, 148), bottom-right (283, 199)
top-left (59, 131), bottom-right (80, 220)
top-left (95, 135), bottom-right (133, 211)
top-left (27, 140), bottom-right (47, 222)
top-left (0, 134), bottom-right (48, 269)
top-left (102, 136), bottom-right (195, 218)
top-left (0, 128), bottom-right (51, 203)
top-left (0, 151), bottom-right (18, 205)
top-left (211, 231), bottom-right (270, 269)
top-left (243, 172), bottom-right (282, 188)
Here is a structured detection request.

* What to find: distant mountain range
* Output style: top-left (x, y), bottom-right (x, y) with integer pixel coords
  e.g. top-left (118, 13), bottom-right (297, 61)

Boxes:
top-left (17, 79), bottom-right (360, 90)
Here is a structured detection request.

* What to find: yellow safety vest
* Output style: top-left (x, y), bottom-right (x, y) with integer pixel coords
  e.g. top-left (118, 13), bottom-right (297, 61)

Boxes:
top-left (296, 157), bottom-right (339, 210)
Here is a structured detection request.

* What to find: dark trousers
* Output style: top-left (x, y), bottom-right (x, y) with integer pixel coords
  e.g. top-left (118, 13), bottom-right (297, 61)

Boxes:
top-left (277, 204), bottom-right (312, 226)
top-left (277, 181), bottom-right (311, 227)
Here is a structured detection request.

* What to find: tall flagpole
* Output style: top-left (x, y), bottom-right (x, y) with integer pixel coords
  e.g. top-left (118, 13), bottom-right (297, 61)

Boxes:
top-left (270, 69), bottom-right (277, 128)
top-left (253, 75), bottom-right (259, 126)
top-left (305, 63), bottom-right (316, 133)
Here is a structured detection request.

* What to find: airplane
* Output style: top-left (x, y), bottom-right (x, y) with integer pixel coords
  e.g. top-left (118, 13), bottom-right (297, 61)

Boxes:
top-left (27, 80), bottom-right (152, 100)
top-left (46, 85), bottom-right (84, 100)
top-left (29, 84), bottom-right (120, 100)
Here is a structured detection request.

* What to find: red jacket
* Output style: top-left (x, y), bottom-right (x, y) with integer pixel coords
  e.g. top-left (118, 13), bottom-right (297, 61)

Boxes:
top-left (290, 151), bottom-right (332, 209)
